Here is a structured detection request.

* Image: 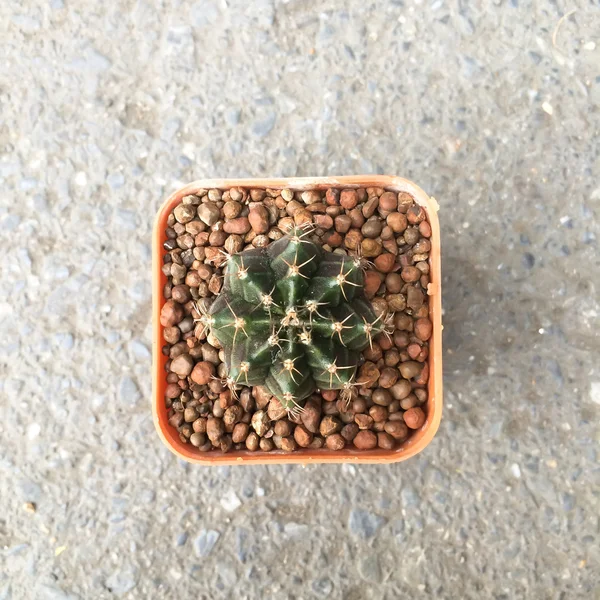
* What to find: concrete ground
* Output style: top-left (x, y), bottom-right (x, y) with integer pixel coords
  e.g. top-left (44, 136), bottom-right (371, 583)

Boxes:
top-left (1, 1), bottom-right (599, 598)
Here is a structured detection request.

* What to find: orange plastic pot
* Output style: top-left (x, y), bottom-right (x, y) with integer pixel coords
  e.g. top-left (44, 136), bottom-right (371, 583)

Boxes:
top-left (153, 176), bottom-right (442, 465)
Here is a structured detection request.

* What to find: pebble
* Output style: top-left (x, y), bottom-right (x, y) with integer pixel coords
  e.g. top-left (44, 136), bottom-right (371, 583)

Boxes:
top-left (385, 421), bottom-right (409, 440)
top-left (348, 509), bottom-right (387, 539)
top-left (341, 423), bottom-right (359, 441)
top-left (251, 410), bottom-right (270, 436)
top-left (401, 266), bottom-right (421, 282)
top-left (387, 294), bottom-right (406, 311)
top-left (197, 203), bottom-right (220, 226)
top-left (171, 353), bottom-right (194, 377)
top-left (414, 318), bottom-right (433, 341)
top-left (372, 388), bottom-right (393, 406)
top-left (387, 212), bottom-right (407, 233)
top-left (325, 433), bottom-right (345, 450)
top-left (406, 286), bottom-right (424, 310)
top-left (301, 399), bottom-right (321, 433)
top-left (252, 113), bottom-right (276, 137)
top-left (207, 417), bottom-right (225, 443)
top-left (343, 229), bottom-right (364, 251)
top-left (397, 192), bottom-right (413, 213)
top-left (314, 214), bottom-right (333, 229)
top-left (194, 529), bottom-right (220, 557)
top-left (290, 424), bottom-right (311, 447)
top-left (404, 407), bottom-right (426, 429)
top-left (320, 415), bottom-right (342, 437)
top-left (248, 206), bottom-right (270, 234)
top-left (353, 430), bottom-right (378, 449)
top-left (374, 253), bottom-right (395, 273)
top-left (325, 189), bottom-right (339, 205)
top-left (385, 273), bottom-right (403, 293)
top-left (160, 300), bottom-right (184, 327)
top-left (166, 384), bottom-right (182, 400)
top-left (174, 204), bottom-right (196, 224)
top-left (404, 227), bottom-right (420, 245)
top-left (220, 490), bottom-right (242, 512)
top-left (334, 215), bottom-right (352, 233)
top-left (245, 432), bottom-right (259, 451)
top-left (191, 361), bottom-right (215, 385)
top-left (419, 221), bottom-right (432, 237)
top-left (362, 271), bottom-right (383, 298)
top-left (377, 432), bottom-right (395, 449)
top-left (357, 362), bottom-right (380, 387)
top-left (378, 192), bottom-right (398, 212)
top-left (399, 361), bottom-right (422, 380)
top-left (323, 230), bottom-right (343, 247)
top-left (223, 217), bottom-right (251, 234)
top-left (208, 188), bottom-right (222, 202)
top-left (232, 423), bottom-right (249, 443)
top-left (293, 209), bottom-right (313, 226)
top-left (223, 200), bottom-right (242, 219)
top-left (349, 208), bottom-right (365, 228)
top-left (190, 432), bottom-right (206, 447)
top-left (301, 190), bottom-right (321, 205)
top-left (415, 362), bottom-right (429, 384)
top-left (369, 405), bottom-right (388, 422)
top-left (407, 205), bottom-right (426, 224)
top-left (361, 239), bottom-right (382, 258)
top-left (175, 532), bottom-right (188, 547)
top-left (340, 189), bottom-right (358, 209)
top-left (361, 218), bottom-right (383, 238)
top-left (362, 196), bottom-right (379, 218)
top-left (119, 376), bottom-right (141, 406)
top-left (267, 398), bottom-right (287, 420)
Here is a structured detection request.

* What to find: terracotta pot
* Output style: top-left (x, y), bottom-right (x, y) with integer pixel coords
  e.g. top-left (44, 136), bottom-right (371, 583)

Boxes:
top-left (153, 176), bottom-right (442, 465)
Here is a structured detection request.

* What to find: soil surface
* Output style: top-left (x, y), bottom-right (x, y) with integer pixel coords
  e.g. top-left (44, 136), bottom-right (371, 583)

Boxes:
top-left (161, 187), bottom-right (433, 454)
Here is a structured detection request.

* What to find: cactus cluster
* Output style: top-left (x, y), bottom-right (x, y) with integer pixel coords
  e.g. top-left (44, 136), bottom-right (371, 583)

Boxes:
top-left (198, 227), bottom-right (384, 416)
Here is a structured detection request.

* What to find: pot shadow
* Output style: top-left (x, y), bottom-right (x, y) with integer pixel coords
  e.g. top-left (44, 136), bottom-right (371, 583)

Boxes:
top-left (441, 250), bottom-right (497, 378)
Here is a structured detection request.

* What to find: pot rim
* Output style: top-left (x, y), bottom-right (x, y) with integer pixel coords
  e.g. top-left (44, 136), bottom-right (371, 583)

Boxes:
top-left (153, 175), bottom-right (442, 465)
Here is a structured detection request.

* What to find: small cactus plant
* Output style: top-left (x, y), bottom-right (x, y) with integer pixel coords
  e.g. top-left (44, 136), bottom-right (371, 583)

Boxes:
top-left (198, 227), bottom-right (384, 416)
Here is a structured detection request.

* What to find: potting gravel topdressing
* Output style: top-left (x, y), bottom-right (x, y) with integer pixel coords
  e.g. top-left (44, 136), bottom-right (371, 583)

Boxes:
top-left (159, 186), bottom-right (433, 454)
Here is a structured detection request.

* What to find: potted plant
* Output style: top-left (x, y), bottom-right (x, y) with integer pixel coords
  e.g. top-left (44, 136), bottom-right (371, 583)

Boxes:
top-left (153, 176), bottom-right (442, 465)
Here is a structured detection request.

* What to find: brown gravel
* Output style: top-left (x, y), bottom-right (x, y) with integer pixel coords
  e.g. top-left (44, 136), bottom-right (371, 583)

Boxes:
top-left (294, 425), bottom-right (314, 447)
top-left (326, 433), bottom-right (346, 450)
top-left (190, 362), bottom-right (215, 385)
top-left (162, 186), bottom-right (433, 454)
top-left (160, 300), bottom-right (184, 327)
top-left (320, 416), bottom-right (342, 437)
top-left (353, 430), bottom-right (378, 450)
top-left (404, 407), bottom-right (426, 429)
top-left (340, 189), bottom-right (358, 209)
top-left (248, 205), bottom-right (270, 234)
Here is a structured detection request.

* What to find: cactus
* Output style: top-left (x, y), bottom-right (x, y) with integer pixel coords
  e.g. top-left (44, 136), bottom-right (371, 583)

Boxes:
top-left (198, 227), bottom-right (384, 416)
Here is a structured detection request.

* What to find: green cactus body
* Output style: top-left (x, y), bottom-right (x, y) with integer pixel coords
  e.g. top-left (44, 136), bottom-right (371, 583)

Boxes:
top-left (203, 227), bottom-right (384, 414)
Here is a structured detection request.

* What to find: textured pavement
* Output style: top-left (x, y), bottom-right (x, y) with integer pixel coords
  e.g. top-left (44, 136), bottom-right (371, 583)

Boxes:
top-left (1, 1), bottom-right (599, 599)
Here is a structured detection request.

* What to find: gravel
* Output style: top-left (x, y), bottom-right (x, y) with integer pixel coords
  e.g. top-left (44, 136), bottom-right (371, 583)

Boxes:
top-left (194, 530), bottom-right (221, 558)
top-left (161, 185), bottom-right (435, 454)
top-left (348, 509), bottom-right (387, 539)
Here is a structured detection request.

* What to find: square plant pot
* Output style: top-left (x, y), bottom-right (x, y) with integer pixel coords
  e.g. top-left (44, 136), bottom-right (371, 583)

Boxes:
top-left (153, 176), bottom-right (442, 465)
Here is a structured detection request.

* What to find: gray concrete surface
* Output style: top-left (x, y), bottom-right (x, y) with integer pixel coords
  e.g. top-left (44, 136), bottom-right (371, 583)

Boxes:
top-left (1, 1), bottom-right (599, 598)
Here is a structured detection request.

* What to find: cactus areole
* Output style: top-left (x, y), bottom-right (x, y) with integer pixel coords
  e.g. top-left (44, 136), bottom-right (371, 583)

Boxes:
top-left (199, 227), bottom-right (384, 416)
